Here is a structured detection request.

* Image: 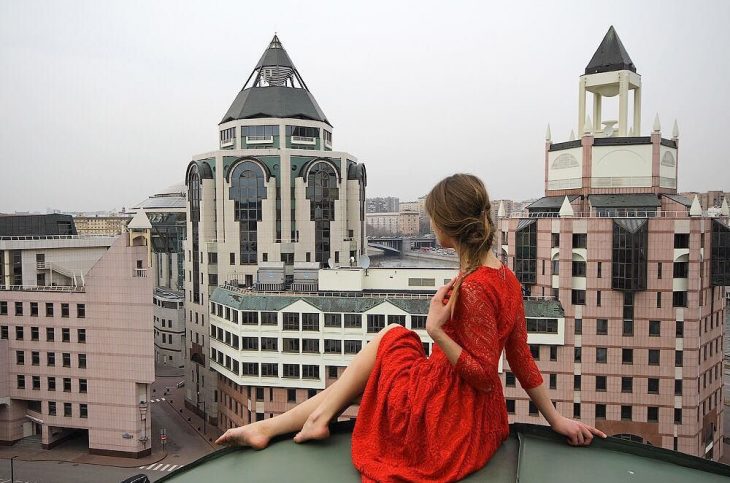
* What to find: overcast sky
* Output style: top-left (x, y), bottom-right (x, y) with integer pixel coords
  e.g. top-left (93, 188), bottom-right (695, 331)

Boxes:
top-left (1, 0), bottom-right (728, 213)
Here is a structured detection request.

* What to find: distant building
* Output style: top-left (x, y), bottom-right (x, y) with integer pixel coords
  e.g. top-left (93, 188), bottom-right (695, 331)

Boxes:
top-left (491, 199), bottom-right (515, 222)
top-left (497, 27), bottom-right (727, 460)
top-left (366, 197), bottom-right (399, 213)
top-left (680, 191), bottom-right (729, 212)
top-left (74, 216), bottom-right (130, 236)
top-left (366, 211), bottom-right (419, 236)
top-left (183, 35), bottom-right (367, 428)
top-left (0, 215), bottom-right (154, 457)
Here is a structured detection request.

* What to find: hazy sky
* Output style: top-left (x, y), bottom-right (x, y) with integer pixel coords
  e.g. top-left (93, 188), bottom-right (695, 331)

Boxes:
top-left (1, 0), bottom-right (729, 212)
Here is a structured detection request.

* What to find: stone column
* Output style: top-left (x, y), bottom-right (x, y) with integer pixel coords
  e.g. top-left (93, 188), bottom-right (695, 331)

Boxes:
top-left (619, 73), bottom-right (629, 136)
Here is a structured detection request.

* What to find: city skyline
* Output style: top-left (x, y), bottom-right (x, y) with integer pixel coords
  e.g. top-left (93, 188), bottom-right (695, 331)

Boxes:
top-left (1, 1), bottom-right (730, 213)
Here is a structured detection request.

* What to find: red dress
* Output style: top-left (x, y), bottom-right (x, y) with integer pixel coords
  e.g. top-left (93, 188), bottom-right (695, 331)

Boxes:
top-left (351, 265), bottom-right (544, 482)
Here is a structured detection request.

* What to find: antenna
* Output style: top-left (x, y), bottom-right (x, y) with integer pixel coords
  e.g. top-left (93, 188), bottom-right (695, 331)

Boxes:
top-left (358, 255), bottom-right (371, 270)
top-left (327, 257), bottom-right (334, 269)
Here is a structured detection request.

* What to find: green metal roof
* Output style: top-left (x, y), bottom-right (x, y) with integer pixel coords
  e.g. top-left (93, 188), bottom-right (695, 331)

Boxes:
top-left (589, 194), bottom-right (660, 208)
top-left (527, 195), bottom-right (580, 210)
top-left (585, 26), bottom-right (637, 75)
top-left (211, 288), bottom-right (564, 319)
top-left (154, 422), bottom-right (730, 482)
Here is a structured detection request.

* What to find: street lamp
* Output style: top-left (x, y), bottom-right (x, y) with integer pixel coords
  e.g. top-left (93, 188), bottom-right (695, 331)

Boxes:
top-left (10, 456), bottom-right (17, 482)
top-left (196, 391), bottom-right (206, 435)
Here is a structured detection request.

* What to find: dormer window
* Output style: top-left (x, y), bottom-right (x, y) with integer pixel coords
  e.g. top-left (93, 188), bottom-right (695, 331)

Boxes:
top-left (220, 127), bottom-right (236, 148)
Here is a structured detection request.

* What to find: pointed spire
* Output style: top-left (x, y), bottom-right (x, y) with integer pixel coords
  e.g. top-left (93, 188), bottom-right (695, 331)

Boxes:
top-left (569, 129), bottom-right (576, 141)
top-left (689, 195), bottom-right (703, 216)
top-left (672, 120), bottom-right (679, 140)
top-left (559, 196), bottom-right (575, 217)
top-left (497, 201), bottom-right (506, 218)
top-left (721, 197), bottom-right (729, 216)
top-left (545, 123), bottom-right (552, 143)
top-left (652, 114), bottom-right (661, 133)
top-left (585, 26), bottom-right (637, 75)
top-left (583, 115), bottom-right (593, 135)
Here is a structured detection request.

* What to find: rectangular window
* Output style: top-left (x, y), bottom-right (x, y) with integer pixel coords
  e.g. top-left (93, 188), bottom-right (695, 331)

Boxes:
top-left (571, 261), bottom-right (586, 277)
top-left (597, 262), bottom-right (602, 278)
top-left (261, 337), bottom-right (278, 351)
top-left (47, 352), bottom-right (55, 366)
top-left (529, 344), bottom-right (540, 360)
top-left (621, 377), bottom-right (632, 393)
top-left (63, 378), bottom-right (71, 392)
top-left (596, 375), bottom-right (606, 391)
top-left (647, 378), bottom-right (659, 394)
top-left (48, 401), bottom-right (56, 415)
top-left (674, 408), bottom-right (682, 424)
top-left (573, 403), bottom-right (581, 418)
top-left (45, 303), bottom-right (54, 317)
top-left (505, 371), bottom-right (516, 387)
top-left (64, 402), bottom-right (72, 417)
top-left (62, 353), bottom-right (71, 368)
top-left (261, 312), bottom-right (278, 326)
top-left (648, 349), bottom-right (660, 366)
top-left (242, 363), bottom-right (259, 376)
top-left (15, 302), bottom-right (23, 316)
top-left (596, 290), bottom-right (601, 306)
top-left (16, 350), bottom-right (24, 365)
top-left (302, 338), bottom-right (319, 353)
top-left (261, 363), bottom-right (278, 377)
top-left (80, 404), bottom-right (88, 419)
top-left (78, 354), bottom-right (86, 369)
top-left (549, 373), bottom-right (557, 390)
top-left (16, 326), bottom-right (23, 340)
top-left (344, 340), bottom-right (362, 354)
top-left (283, 338), bottom-right (300, 353)
top-left (596, 319), bottom-right (608, 335)
top-left (49, 377), bottom-right (57, 391)
top-left (658, 262), bottom-right (663, 279)
top-left (0, 325), bottom-right (7, 339)
top-left (31, 326), bottom-right (39, 341)
top-left (61, 303), bottom-right (69, 318)
top-left (32, 375), bottom-right (40, 390)
top-left (388, 315), bottom-right (406, 326)
top-left (62, 328), bottom-right (70, 342)
top-left (675, 350), bottom-right (683, 367)
top-left (283, 312), bottom-right (300, 331)
top-left (622, 320), bottom-right (633, 336)
top-left (528, 401), bottom-right (538, 416)
top-left (324, 339), bottom-right (342, 354)
top-left (622, 348), bottom-right (633, 365)
top-left (287, 388), bottom-right (297, 402)
top-left (571, 290), bottom-right (586, 305)
top-left (574, 347), bottom-right (581, 363)
top-left (595, 404), bottom-right (606, 419)
top-left (621, 405), bottom-right (632, 421)
top-left (676, 321), bottom-right (684, 338)
top-left (411, 315), bottom-right (427, 330)
top-left (324, 313), bottom-right (342, 328)
top-left (230, 252), bottom-right (235, 265)
top-left (649, 320), bottom-right (661, 337)
top-left (574, 318), bottom-right (582, 335)
top-left (77, 304), bottom-right (85, 318)
top-left (240, 337), bottom-right (257, 351)
top-left (596, 347), bottom-right (607, 363)
top-left (79, 379), bottom-right (87, 393)
top-left (551, 233), bottom-right (560, 248)
top-left (673, 261), bottom-right (689, 278)
top-left (283, 364), bottom-right (300, 379)
top-left (574, 375), bottom-right (581, 391)
top-left (367, 314), bottom-right (386, 333)
top-left (45, 327), bottom-right (54, 341)
top-left (572, 233), bottom-right (587, 248)
top-left (302, 313), bottom-right (319, 331)
top-left (550, 346), bottom-right (557, 361)
top-left (506, 399), bottom-right (515, 414)
top-left (77, 329), bottom-right (86, 343)
top-left (17, 375), bottom-right (25, 389)
top-left (675, 379), bottom-right (683, 396)
top-left (672, 291), bottom-right (688, 308)
top-left (31, 351), bottom-right (39, 366)
top-left (30, 302), bottom-right (38, 316)
top-left (239, 311), bottom-right (256, 325)
top-left (674, 233), bottom-right (689, 249)
top-left (302, 365), bottom-right (320, 380)
top-left (648, 406), bottom-right (659, 422)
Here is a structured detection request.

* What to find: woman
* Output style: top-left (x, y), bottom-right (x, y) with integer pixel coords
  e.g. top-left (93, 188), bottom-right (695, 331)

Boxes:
top-left (216, 173), bottom-right (606, 481)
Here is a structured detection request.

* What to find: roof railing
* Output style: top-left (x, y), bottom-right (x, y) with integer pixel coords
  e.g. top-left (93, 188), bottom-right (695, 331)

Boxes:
top-left (508, 210), bottom-right (689, 219)
top-left (221, 283), bottom-right (433, 300)
top-left (0, 234), bottom-right (117, 241)
top-left (1, 284), bottom-right (85, 293)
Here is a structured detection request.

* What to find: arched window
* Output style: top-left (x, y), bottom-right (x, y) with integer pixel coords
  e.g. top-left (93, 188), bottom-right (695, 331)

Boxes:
top-left (188, 166), bottom-right (201, 303)
top-left (229, 161), bottom-right (267, 265)
top-left (306, 162), bottom-right (339, 266)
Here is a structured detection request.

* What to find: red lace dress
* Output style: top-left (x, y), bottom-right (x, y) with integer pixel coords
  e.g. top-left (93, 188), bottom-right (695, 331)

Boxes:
top-left (351, 265), bottom-right (544, 482)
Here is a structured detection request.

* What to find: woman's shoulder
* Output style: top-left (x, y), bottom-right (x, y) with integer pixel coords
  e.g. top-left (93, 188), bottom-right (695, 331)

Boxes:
top-left (462, 265), bottom-right (521, 298)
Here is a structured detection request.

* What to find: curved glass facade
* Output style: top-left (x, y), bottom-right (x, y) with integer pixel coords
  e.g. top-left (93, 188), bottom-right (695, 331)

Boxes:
top-left (306, 162), bottom-right (339, 266)
top-left (229, 161), bottom-right (267, 265)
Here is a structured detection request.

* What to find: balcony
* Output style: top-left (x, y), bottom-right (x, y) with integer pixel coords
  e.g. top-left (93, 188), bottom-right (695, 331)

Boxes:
top-left (246, 135), bottom-right (274, 145)
top-left (291, 136), bottom-right (316, 145)
top-left (220, 138), bottom-right (235, 148)
top-left (1, 284), bottom-right (84, 293)
top-left (134, 268), bottom-right (148, 278)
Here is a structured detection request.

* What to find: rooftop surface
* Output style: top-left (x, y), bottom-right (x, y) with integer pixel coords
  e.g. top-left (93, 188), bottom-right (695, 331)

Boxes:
top-left (154, 422), bottom-right (730, 482)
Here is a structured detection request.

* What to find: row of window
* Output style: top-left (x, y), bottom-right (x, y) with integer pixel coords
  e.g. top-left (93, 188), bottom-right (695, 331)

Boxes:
top-left (15, 350), bottom-right (87, 368)
top-left (0, 302), bottom-right (85, 318)
top-left (538, 259), bottom-right (689, 280)
top-left (1, 325), bottom-right (85, 343)
top-left (570, 289), bottom-right (689, 308)
top-left (17, 375), bottom-right (87, 393)
top-left (547, 233), bottom-right (692, 250)
top-left (210, 350), bottom-right (323, 380)
top-left (47, 401), bottom-right (88, 418)
top-left (570, 346), bottom-right (684, 366)
top-left (156, 332), bottom-right (176, 344)
top-left (506, 399), bottom-right (684, 424)
top-left (507, 371), bottom-right (685, 395)
top-left (209, 305), bottom-right (428, 332)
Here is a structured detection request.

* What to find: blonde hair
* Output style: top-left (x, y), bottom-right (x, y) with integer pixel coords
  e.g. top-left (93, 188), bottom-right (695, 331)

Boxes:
top-left (425, 173), bottom-right (495, 305)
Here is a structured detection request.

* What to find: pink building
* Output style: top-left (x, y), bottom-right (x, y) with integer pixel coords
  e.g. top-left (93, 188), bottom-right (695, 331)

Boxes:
top-left (497, 27), bottom-right (729, 460)
top-left (0, 215), bottom-right (154, 457)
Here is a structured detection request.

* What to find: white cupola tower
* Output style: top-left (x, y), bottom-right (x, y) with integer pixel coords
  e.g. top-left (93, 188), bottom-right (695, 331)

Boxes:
top-left (578, 26), bottom-right (642, 138)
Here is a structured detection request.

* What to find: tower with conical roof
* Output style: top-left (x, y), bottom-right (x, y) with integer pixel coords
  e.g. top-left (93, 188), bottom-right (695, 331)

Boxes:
top-left (183, 35), bottom-right (367, 427)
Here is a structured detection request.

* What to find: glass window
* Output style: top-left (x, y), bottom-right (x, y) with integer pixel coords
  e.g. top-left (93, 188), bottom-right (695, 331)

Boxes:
top-left (324, 313), bottom-right (342, 328)
top-left (573, 375), bottom-right (581, 391)
top-left (596, 376), bottom-right (606, 391)
top-left (572, 233), bottom-right (587, 248)
top-left (324, 339), bottom-right (342, 354)
top-left (45, 303), bottom-right (54, 317)
top-left (649, 320), bottom-right (660, 337)
top-left (648, 349), bottom-right (660, 365)
top-left (623, 320), bottom-right (633, 336)
top-left (648, 378), bottom-right (659, 394)
top-left (302, 338), bottom-right (319, 353)
top-left (78, 354), bottom-right (86, 369)
top-left (621, 377), bottom-right (632, 393)
top-left (344, 340), bottom-right (362, 354)
top-left (673, 233), bottom-right (689, 249)
top-left (261, 363), bottom-right (278, 377)
top-left (283, 364), bottom-right (300, 379)
top-left (595, 405), bottom-right (606, 419)
top-left (302, 313), bottom-right (319, 331)
top-left (366, 314), bottom-right (385, 333)
top-left (621, 405), bottom-right (632, 421)
top-left (62, 328), bottom-right (70, 342)
top-left (261, 312), bottom-right (278, 326)
top-left (596, 319), bottom-right (608, 335)
top-left (648, 406), bottom-right (659, 422)
top-left (571, 290), bottom-right (586, 305)
top-left (505, 371), bottom-right (515, 387)
top-left (574, 318), bottom-right (582, 335)
top-left (596, 347), bottom-right (607, 363)
top-left (283, 312), bottom-right (300, 331)
top-left (622, 348), bottom-right (633, 365)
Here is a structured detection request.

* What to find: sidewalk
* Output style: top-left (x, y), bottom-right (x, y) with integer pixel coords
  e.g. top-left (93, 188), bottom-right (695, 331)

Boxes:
top-left (159, 385), bottom-right (222, 448)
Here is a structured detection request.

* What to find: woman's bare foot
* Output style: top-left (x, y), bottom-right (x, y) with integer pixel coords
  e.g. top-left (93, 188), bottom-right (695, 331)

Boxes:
top-left (293, 411), bottom-right (331, 443)
top-left (215, 422), bottom-right (271, 449)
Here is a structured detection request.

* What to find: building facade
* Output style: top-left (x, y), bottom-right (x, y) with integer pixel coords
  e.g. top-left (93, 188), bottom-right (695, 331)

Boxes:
top-left (0, 215), bottom-right (154, 457)
top-left (497, 27), bottom-right (728, 460)
top-left (73, 216), bottom-right (130, 236)
top-left (366, 197), bottom-right (399, 214)
top-left (183, 35), bottom-right (367, 427)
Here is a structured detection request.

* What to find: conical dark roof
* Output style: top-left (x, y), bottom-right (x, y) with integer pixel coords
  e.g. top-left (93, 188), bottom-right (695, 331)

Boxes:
top-left (585, 26), bottom-right (636, 75)
top-left (221, 35), bottom-right (330, 126)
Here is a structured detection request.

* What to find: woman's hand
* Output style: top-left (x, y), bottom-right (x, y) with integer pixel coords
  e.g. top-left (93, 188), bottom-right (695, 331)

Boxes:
top-left (426, 278), bottom-right (457, 336)
top-left (550, 414), bottom-right (607, 446)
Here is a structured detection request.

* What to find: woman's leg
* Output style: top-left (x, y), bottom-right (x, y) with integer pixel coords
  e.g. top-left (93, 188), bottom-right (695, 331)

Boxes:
top-left (215, 324), bottom-right (402, 448)
top-left (293, 324), bottom-right (402, 443)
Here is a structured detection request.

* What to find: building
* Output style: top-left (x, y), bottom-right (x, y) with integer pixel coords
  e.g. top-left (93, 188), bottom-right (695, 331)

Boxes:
top-left (497, 26), bottom-right (728, 460)
top-left (0, 215), bottom-right (154, 457)
top-left (130, 184), bottom-right (187, 368)
top-left (400, 197), bottom-right (431, 235)
top-left (208, 266), bottom-right (565, 430)
top-left (183, 35), bottom-right (367, 427)
top-left (365, 211), bottom-right (419, 237)
top-left (73, 216), bottom-right (130, 236)
top-left (680, 191), bottom-right (730, 212)
top-left (366, 197), bottom-right (399, 213)
top-left (491, 199), bottom-right (515, 222)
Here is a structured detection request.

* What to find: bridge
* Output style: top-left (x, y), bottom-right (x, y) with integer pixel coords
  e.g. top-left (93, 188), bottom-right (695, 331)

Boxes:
top-left (366, 236), bottom-right (437, 255)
